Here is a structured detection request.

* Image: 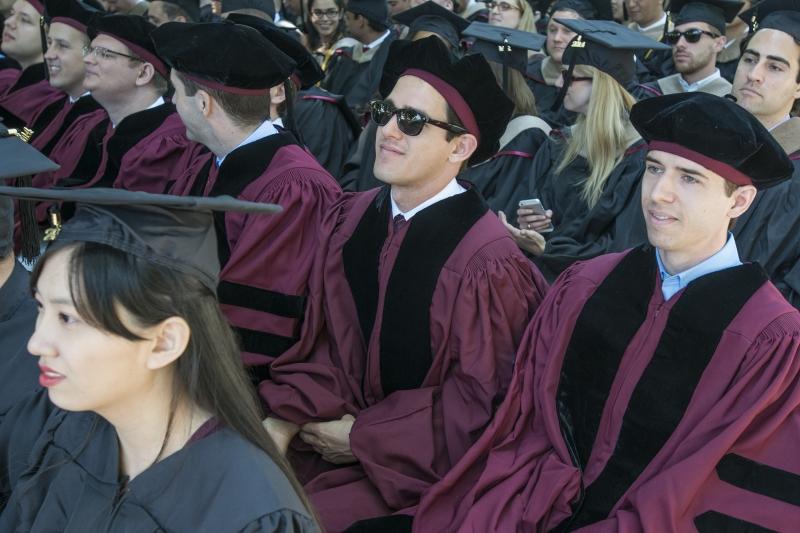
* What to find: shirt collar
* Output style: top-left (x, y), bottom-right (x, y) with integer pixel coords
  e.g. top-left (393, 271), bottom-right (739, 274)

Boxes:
top-left (364, 29), bottom-right (391, 50)
top-left (390, 178), bottom-right (466, 221)
top-left (637, 13), bottom-right (667, 33)
top-left (656, 233), bottom-right (742, 299)
top-left (69, 91), bottom-right (91, 104)
top-left (677, 69), bottom-right (721, 92)
top-left (216, 119), bottom-right (279, 167)
top-left (769, 115), bottom-right (792, 132)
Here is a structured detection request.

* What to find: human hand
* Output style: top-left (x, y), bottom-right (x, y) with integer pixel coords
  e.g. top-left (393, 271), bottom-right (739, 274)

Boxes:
top-left (299, 414), bottom-right (357, 464)
top-left (499, 211), bottom-right (547, 256)
top-left (516, 206), bottom-right (553, 233)
top-left (263, 416), bottom-right (300, 456)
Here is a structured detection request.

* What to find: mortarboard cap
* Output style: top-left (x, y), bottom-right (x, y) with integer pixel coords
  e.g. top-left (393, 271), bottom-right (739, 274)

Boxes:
top-left (158, 0), bottom-right (202, 22)
top-left (557, 18), bottom-right (671, 85)
top-left (464, 21), bottom-right (545, 74)
top-left (393, 1), bottom-right (470, 50)
top-left (152, 21), bottom-right (296, 95)
top-left (346, 0), bottom-right (389, 29)
top-left (739, 0), bottom-right (800, 41)
top-left (631, 93), bottom-right (793, 189)
top-left (380, 36), bottom-right (514, 164)
top-left (669, 0), bottom-right (742, 35)
top-left (220, 0), bottom-right (275, 19)
top-left (89, 14), bottom-right (169, 77)
top-left (0, 187), bottom-right (281, 292)
top-left (548, 0), bottom-right (597, 18)
top-left (45, 0), bottom-right (102, 33)
top-left (226, 13), bottom-right (322, 89)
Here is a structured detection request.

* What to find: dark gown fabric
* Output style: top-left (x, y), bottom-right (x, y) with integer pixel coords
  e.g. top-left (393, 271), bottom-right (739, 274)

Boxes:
top-left (338, 120), bottom-right (381, 192)
top-left (460, 119), bottom-right (549, 216)
top-left (717, 36), bottom-right (745, 83)
top-left (524, 56), bottom-right (577, 130)
top-left (414, 246), bottom-right (800, 532)
top-left (261, 186), bottom-right (547, 532)
top-left (0, 390), bottom-right (320, 532)
top-left (634, 47), bottom-right (676, 83)
top-left (169, 131), bottom-right (341, 375)
top-left (30, 95), bottom-right (105, 156)
top-left (526, 132), bottom-right (648, 282)
top-left (321, 31), bottom-right (398, 113)
top-left (732, 117), bottom-right (800, 308)
top-left (295, 86), bottom-right (362, 179)
top-left (0, 261), bottom-right (39, 422)
top-left (0, 63), bottom-right (65, 130)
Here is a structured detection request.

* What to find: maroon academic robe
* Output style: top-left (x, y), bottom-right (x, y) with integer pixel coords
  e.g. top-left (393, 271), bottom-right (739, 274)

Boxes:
top-left (262, 186), bottom-right (547, 532)
top-left (0, 63), bottom-right (64, 130)
top-left (169, 131), bottom-right (341, 372)
top-left (30, 94), bottom-right (104, 157)
top-left (414, 246), bottom-right (800, 532)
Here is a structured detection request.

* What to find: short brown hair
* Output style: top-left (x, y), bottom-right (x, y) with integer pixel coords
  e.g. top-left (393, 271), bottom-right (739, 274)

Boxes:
top-left (176, 72), bottom-right (271, 128)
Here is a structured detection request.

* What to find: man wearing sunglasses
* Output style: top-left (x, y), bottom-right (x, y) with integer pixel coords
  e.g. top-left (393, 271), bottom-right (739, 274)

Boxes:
top-left (260, 36), bottom-right (546, 532)
top-left (634, 0), bottom-right (740, 99)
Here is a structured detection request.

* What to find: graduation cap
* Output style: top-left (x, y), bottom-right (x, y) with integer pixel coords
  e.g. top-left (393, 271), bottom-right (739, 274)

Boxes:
top-left (739, 0), bottom-right (800, 41)
top-left (548, 0), bottom-right (597, 19)
top-left (225, 13), bottom-right (323, 89)
top-left (220, 0), bottom-right (275, 19)
top-left (631, 93), bottom-right (793, 189)
top-left (0, 128), bottom-right (61, 261)
top-left (393, 1), bottom-right (470, 50)
top-left (152, 21), bottom-right (297, 95)
top-left (380, 36), bottom-right (514, 164)
top-left (158, 0), bottom-right (202, 22)
top-left (552, 19), bottom-right (670, 110)
top-left (346, 0), bottom-right (389, 29)
top-left (668, 0), bottom-right (743, 35)
top-left (88, 14), bottom-right (169, 78)
top-left (45, 0), bottom-right (102, 33)
top-left (463, 22), bottom-right (545, 90)
top-left (0, 186), bottom-right (281, 292)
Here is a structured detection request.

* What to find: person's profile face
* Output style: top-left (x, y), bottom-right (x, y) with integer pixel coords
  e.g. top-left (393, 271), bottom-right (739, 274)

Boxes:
top-left (1, 0), bottom-right (43, 64)
top-left (546, 10), bottom-right (579, 64)
top-left (44, 22), bottom-right (89, 97)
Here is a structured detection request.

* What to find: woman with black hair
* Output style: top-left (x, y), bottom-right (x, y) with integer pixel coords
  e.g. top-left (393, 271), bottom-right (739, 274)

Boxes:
top-left (0, 187), bottom-right (320, 532)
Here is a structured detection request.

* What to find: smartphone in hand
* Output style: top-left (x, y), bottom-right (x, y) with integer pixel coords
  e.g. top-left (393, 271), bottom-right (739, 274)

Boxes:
top-left (518, 198), bottom-right (554, 233)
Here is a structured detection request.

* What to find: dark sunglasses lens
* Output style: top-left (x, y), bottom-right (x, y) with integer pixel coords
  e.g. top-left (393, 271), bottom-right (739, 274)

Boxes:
top-left (396, 109), bottom-right (425, 136)
top-left (684, 29), bottom-right (703, 43)
top-left (666, 32), bottom-right (680, 44)
top-left (371, 102), bottom-right (392, 126)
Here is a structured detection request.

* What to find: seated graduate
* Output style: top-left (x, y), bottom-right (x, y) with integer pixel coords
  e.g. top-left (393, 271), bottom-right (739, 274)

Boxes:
top-left (154, 20), bottom-right (341, 379)
top-left (633, 0), bottom-right (740, 100)
top-left (0, 0), bottom-right (64, 128)
top-left (0, 186), bottom-right (320, 532)
top-left (339, 0), bottom-right (469, 191)
top-left (459, 22), bottom-right (552, 217)
top-left (259, 36), bottom-right (547, 532)
top-left (225, 13), bottom-right (363, 180)
top-left (414, 92), bottom-right (800, 533)
top-left (524, 0), bottom-right (594, 130)
top-left (503, 20), bottom-right (668, 282)
top-left (729, 0), bottom-right (800, 308)
top-left (716, 0), bottom-right (751, 81)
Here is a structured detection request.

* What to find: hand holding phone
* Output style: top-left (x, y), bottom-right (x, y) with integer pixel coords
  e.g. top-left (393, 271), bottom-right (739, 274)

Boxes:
top-left (518, 198), bottom-right (554, 233)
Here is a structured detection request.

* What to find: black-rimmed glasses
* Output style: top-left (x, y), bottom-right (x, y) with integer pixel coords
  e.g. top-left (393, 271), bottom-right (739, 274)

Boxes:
top-left (310, 8), bottom-right (341, 19)
top-left (369, 100), bottom-right (468, 137)
top-left (665, 28), bottom-right (719, 45)
top-left (82, 45), bottom-right (143, 62)
top-left (486, 1), bottom-right (520, 11)
top-left (561, 71), bottom-right (592, 85)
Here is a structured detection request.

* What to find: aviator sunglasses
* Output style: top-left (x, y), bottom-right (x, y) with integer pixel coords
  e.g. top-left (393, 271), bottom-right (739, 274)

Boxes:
top-left (665, 28), bottom-right (720, 45)
top-left (369, 100), bottom-right (468, 136)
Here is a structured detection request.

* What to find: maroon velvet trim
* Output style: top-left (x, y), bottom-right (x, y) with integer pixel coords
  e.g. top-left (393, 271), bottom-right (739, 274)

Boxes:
top-left (51, 17), bottom-right (87, 34)
top-left (648, 140), bottom-right (754, 186)
top-left (301, 94), bottom-right (338, 104)
top-left (98, 32), bottom-right (168, 78)
top-left (624, 142), bottom-right (648, 157)
top-left (187, 417), bottom-right (222, 444)
top-left (28, 0), bottom-right (44, 13)
top-left (492, 150), bottom-right (533, 160)
top-left (402, 68), bottom-right (480, 143)
top-left (180, 71), bottom-right (272, 95)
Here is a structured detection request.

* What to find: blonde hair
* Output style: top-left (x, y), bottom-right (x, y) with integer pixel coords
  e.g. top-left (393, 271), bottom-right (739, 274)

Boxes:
top-left (555, 67), bottom-right (637, 208)
top-left (516, 0), bottom-right (537, 33)
top-left (487, 61), bottom-right (538, 117)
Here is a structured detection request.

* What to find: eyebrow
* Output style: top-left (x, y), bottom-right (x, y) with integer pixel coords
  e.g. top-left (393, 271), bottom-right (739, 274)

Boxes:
top-left (743, 49), bottom-right (792, 67)
top-left (646, 157), bottom-right (708, 178)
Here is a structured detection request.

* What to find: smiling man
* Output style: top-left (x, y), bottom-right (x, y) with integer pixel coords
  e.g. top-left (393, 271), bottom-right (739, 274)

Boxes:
top-left (260, 35), bottom-right (546, 532)
top-left (729, 0), bottom-right (800, 307)
top-left (414, 92), bottom-right (800, 533)
top-left (636, 0), bottom-right (740, 98)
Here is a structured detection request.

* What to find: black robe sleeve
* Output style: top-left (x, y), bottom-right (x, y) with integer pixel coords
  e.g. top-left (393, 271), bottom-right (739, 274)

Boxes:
top-left (339, 120), bottom-right (382, 192)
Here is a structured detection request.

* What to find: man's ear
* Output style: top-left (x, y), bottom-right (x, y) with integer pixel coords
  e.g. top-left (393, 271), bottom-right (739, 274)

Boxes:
top-left (135, 62), bottom-right (156, 86)
top-left (145, 316), bottom-right (191, 370)
top-left (727, 184), bottom-right (757, 220)
top-left (269, 83), bottom-right (286, 106)
top-left (448, 133), bottom-right (478, 165)
top-left (196, 89), bottom-right (213, 118)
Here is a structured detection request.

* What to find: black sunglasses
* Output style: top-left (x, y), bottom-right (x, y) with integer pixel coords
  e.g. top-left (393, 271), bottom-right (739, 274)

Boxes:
top-left (560, 71), bottom-right (592, 84)
top-left (369, 100), bottom-right (468, 137)
top-left (665, 28), bottom-right (719, 45)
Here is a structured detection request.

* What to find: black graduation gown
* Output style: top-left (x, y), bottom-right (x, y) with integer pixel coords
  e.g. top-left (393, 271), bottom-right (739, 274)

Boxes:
top-left (529, 133), bottom-right (649, 282)
top-left (0, 261), bottom-right (39, 422)
top-left (461, 121), bottom-right (549, 216)
top-left (524, 57), bottom-right (577, 130)
top-left (0, 390), bottom-right (320, 532)
top-left (339, 119), bottom-right (382, 192)
top-left (321, 32), bottom-right (398, 113)
top-left (295, 86), bottom-right (363, 179)
top-left (634, 47), bottom-right (676, 84)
